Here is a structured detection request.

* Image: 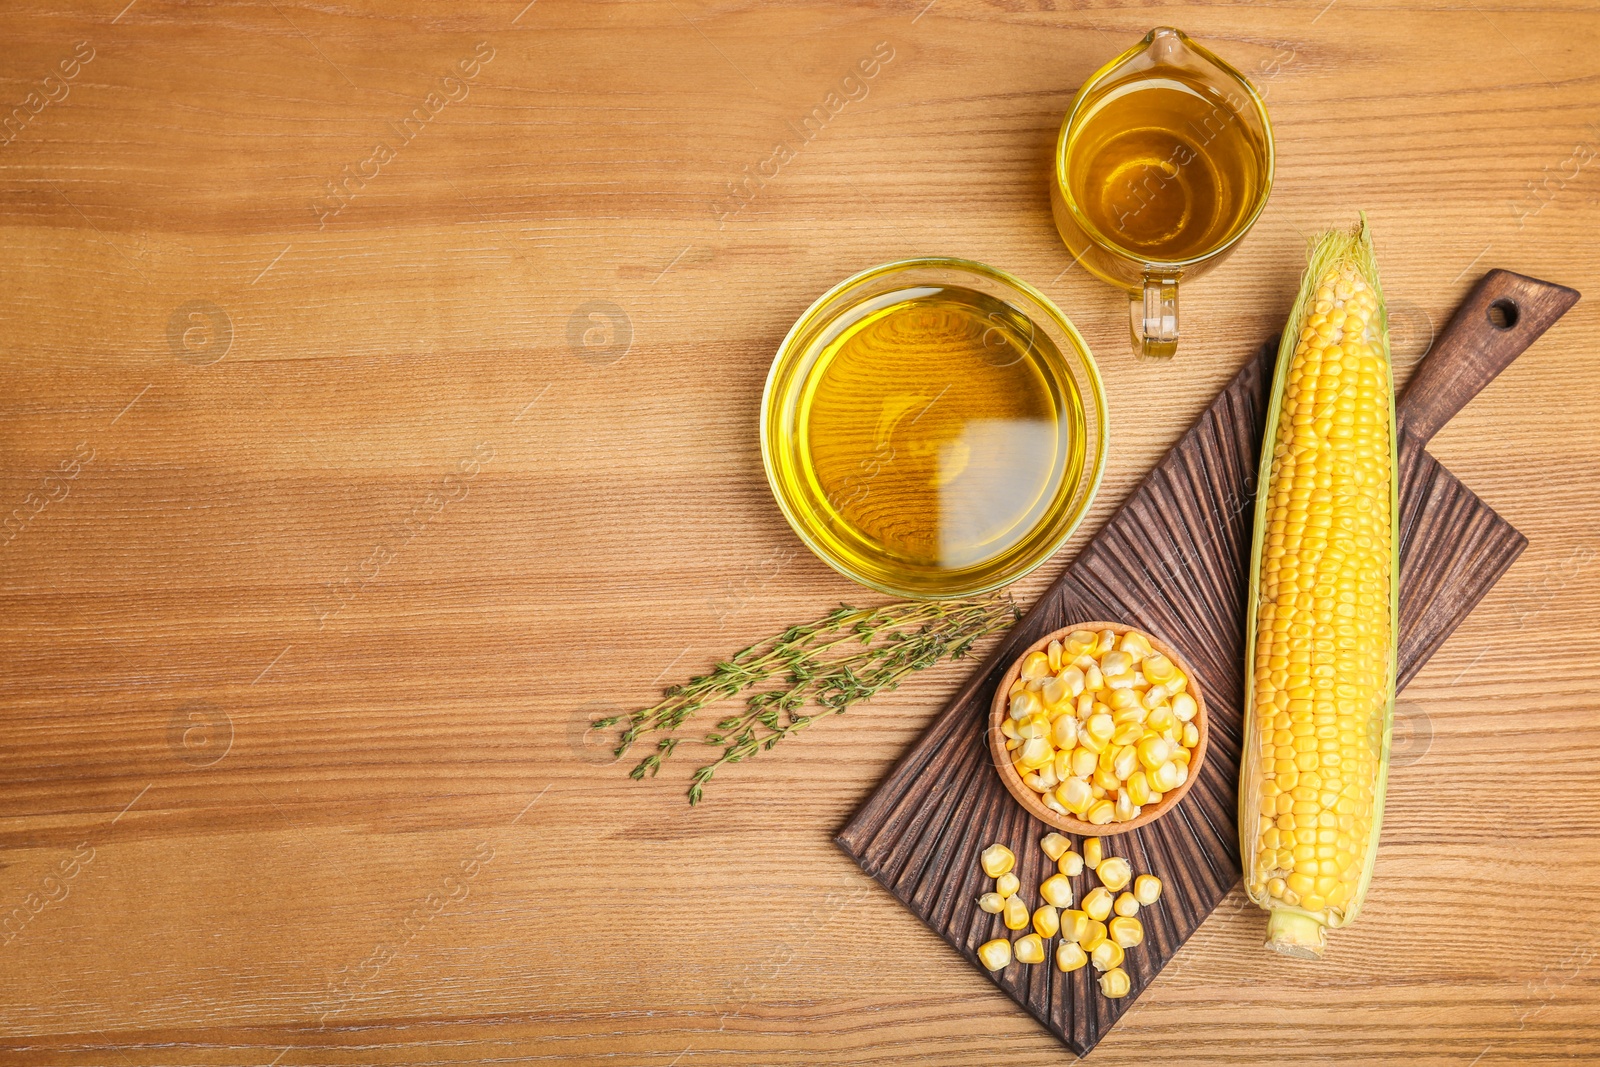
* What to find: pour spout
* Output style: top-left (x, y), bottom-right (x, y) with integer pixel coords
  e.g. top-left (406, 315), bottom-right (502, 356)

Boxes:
top-left (1144, 26), bottom-right (1189, 64)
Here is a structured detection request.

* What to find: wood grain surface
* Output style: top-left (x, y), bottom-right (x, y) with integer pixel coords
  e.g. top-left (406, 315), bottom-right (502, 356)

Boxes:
top-left (2, 2), bottom-right (1599, 1065)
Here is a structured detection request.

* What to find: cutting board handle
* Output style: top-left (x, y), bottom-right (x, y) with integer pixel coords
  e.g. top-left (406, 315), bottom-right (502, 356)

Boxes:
top-left (1395, 268), bottom-right (1580, 444)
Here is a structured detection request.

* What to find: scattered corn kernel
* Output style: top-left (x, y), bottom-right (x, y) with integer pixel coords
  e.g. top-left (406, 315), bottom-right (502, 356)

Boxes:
top-left (1091, 938), bottom-right (1124, 971)
top-left (1040, 833), bottom-right (1072, 862)
top-left (1098, 967), bottom-right (1131, 998)
top-left (1058, 909), bottom-right (1091, 942)
top-left (978, 938), bottom-right (1012, 971)
top-left (1056, 941), bottom-right (1088, 972)
top-left (976, 837), bottom-right (1168, 996)
top-left (973, 837), bottom-right (1169, 1002)
top-left (1096, 857), bottom-right (1132, 892)
top-left (1109, 915), bottom-right (1144, 947)
top-left (1040, 874), bottom-right (1074, 909)
top-left (1015, 933), bottom-right (1046, 965)
top-left (1133, 875), bottom-right (1162, 906)
top-left (980, 844), bottom-right (1015, 878)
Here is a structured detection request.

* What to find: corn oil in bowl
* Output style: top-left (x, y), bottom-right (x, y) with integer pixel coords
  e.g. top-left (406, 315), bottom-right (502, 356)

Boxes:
top-left (761, 258), bottom-right (1108, 599)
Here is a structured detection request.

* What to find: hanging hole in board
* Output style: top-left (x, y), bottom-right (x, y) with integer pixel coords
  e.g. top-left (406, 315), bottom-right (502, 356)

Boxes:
top-left (1487, 299), bottom-right (1519, 331)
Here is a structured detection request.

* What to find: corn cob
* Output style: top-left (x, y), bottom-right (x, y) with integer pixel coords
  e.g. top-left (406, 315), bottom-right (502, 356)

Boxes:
top-left (1239, 218), bottom-right (1398, 959)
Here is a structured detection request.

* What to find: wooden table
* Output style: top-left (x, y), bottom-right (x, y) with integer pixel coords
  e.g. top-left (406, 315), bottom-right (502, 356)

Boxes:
top-left (3, 2), bottom-right (1597, 1063)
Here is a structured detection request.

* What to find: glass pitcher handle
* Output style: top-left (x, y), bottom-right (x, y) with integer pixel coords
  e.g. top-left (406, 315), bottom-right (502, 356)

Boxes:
top-left (1129, 272), bottom-right (1179, 361)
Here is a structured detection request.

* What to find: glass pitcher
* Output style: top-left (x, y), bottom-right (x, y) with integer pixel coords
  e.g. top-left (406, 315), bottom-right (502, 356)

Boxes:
top-left (1051, 28), bottom-right (1274, 360)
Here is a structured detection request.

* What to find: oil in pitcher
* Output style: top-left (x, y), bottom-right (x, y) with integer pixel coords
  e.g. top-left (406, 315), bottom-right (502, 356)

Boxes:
top-left (1052, 28), bottom-right (1274, 359)
top-left (1067, 71), bottom-right (1265, 263)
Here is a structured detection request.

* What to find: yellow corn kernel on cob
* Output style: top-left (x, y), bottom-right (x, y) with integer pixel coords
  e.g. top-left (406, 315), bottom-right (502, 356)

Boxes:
top-left (1239, 218), bottom-right (1398, 959)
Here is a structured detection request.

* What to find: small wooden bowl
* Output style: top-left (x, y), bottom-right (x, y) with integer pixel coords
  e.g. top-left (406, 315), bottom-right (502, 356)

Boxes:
top-left (988, 621), bottom-right (1209, 836)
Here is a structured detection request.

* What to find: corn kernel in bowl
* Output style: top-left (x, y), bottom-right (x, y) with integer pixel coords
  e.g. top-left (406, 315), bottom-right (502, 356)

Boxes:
top-left (1001, 627), bottom-right (1201, 825)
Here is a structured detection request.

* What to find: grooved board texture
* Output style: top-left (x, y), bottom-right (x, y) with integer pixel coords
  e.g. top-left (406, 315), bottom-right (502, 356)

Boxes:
top-left (835, 339), bottom-right (1529, 1056)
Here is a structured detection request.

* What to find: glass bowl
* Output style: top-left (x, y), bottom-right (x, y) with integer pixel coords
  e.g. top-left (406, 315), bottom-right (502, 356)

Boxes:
top-left (761, 258), bottom-right (1108, 599)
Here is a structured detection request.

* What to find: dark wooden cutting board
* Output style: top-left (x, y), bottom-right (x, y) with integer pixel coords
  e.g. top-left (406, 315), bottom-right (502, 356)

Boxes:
top-left (835, 270), bottom-right (1579, 1056)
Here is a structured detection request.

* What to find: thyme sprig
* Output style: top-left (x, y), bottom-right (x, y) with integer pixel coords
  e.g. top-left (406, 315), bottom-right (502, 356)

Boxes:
top-left (593, 596), bottom-right (1017, 804)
